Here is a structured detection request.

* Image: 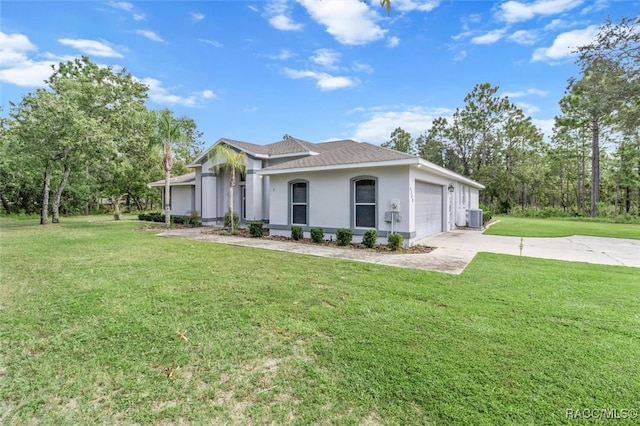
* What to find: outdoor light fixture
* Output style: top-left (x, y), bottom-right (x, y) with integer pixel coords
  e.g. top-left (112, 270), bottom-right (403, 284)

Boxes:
top-left (448, 183), bottom-right (455, 192)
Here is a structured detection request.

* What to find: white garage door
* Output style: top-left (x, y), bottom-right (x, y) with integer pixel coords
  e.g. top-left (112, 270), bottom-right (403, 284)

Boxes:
top-left (415, 181), bottom-right (443, 239)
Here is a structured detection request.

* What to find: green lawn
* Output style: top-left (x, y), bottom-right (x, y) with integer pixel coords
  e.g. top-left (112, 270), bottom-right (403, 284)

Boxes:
top-left (1, 217), bottom-right (639, 424)
top-left (485, 215), bottom-right (640, 239)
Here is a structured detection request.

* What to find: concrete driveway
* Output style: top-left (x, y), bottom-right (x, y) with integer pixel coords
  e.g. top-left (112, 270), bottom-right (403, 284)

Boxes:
top-left (418, 230), bottom-right (640, 271)
top-left (158, 227), bottom-right (640, 275)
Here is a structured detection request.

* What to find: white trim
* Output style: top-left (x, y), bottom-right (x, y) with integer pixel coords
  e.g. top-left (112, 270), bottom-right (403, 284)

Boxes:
top-left (258, 157), bottom-right (484, 190)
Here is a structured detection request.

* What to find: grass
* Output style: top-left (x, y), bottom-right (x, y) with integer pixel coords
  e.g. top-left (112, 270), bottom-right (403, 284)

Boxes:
top-left (1, 217), bottom-right (639, 424)
top-left (484, 215), bottom-right (640, 239)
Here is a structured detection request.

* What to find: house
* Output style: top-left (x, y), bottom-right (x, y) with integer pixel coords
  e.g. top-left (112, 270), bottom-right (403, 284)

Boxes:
top-left (150, 137), bottom-right (484, 246)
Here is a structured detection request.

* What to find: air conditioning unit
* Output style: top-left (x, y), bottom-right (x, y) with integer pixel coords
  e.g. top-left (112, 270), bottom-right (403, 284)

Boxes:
top-left (467, 209), bottom-right (483, 228)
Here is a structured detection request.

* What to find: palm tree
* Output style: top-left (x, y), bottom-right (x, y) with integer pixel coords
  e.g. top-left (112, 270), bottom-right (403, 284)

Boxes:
top-left (157, 109), bottom-right (184, 228)
top-left (209, 143), bottom-right (247, 232)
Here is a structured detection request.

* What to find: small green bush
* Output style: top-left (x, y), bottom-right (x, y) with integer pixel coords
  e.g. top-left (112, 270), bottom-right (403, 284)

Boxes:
top-left (224, 211), bottom-right (240, 231)
top-left (362, 229), bottom-right (377, 248)
top-left (310, 227), bottom-right (324, 243)
top-left (336, 228), bottom-right (353, 246)
top-left (248, 221), bottom-right (264, 238)
top-left (482, 210), bottom-right (492, 225)
top-left (291, 225), bottom-right (303, 241)
top-left (387, 233), bottom-right (403, 251)
top-left (188, 210), bottom-right (201, 227)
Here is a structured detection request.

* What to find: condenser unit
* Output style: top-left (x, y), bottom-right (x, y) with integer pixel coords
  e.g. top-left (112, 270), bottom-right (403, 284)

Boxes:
top-left (467, 209), bottom-right (483, 228)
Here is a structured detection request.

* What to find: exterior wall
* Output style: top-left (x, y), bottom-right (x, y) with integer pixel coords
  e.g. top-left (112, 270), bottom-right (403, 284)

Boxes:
top-left (268, 166), bottom-right (411, 244)
top-left (169, 186), bottom-right (194, 216)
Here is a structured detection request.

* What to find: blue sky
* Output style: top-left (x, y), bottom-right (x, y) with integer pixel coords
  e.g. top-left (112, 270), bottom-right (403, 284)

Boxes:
top-left (1, 0), bottom-right (636, 145)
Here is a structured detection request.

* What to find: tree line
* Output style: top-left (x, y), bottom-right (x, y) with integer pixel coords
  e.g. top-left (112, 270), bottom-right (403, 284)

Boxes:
top-left (382, 17), bottom-right (639, 218)
top-left (1, 17), bottom-right (637, 223)
top-left (0, 56), bottom-right (203, 225)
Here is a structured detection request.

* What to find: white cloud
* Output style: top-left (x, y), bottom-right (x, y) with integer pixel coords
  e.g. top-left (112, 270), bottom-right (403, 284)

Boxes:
top-left (516, 102), bottom-right (540, 115)
top-left (191, 12), bottom-right (205, 22)
top-left (393, 0), bottom-right (441, 12)
top-left (531, 25), bottom-right (598, 62)
top-left (201, 89), bottom-right (216, 99)
top-left (200, 39), bottom-right (223, 48)
top-left (352, 61), bottom-right (374, 73)
top-left (283, 68), bottom-right (356, 90)
top-left (0, 32), bottom-right (37, 66)
top-left (503, 88), bottom-right (549, 98)
top-left (58, 38), bottom-right (123, 58)
top-left (580, 0), bottom-right (609, 15)
top-left (350, 106), bottom-right (453, 144)
top-left (387, 36), bottom-right (400, 47)
top-left (265, 0), bottom-right (303, 31)
top-left (532, 118), bottom-right (555, 140)
top-left (498, 0), bottom-right (584, 23)
top-left (141, 78), bottom-right (214, 107)
top-left (248, 5), bottom-right (259, 13)
top-left (508, 30), bottom-right (538, 45)
top-left (108, 1), bottom-right (144, 21)
top-left (267, 49), bottom-right (294, 60)
top-left (136, 30), bottom-right (164, 42)
top-left (471, 29), bottom-right (507, 45)
top-left (108, 1), bottom-right (133, 12)
top-left (0, 60), bottom-right (55, 87)
top-left (298, 0), bottom-right (387, 45)
top-left (310, 48), bottom-right (340, 68)
top-left (453, 50), bottom-right (468, 61)
top-left (0, 33), bottom-right (70, 87)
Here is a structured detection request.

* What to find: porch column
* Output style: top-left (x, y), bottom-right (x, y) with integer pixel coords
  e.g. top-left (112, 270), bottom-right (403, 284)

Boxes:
top-left (245, 160), bottom-right (262, 222)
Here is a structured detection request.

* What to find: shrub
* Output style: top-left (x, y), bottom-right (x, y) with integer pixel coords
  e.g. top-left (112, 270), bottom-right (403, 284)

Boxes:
top-left (291, 225), bottom-right (303, 241)
top-left (188, 210), bottom-right (201, 227)
top-left (387, 233), bottom-right (403, 251)
top-left (223, 211), bottom-right (240, 231)
top-left (248, 221), bottom-right (264, 238)
top-left (336, 228), bottom-right (353, 246)
top-left (482, 210), bottom-right (492, 225)
top-left (362, 229), bottom-right (377, 248)
top-left (310, 227), bottom-right (324, 243)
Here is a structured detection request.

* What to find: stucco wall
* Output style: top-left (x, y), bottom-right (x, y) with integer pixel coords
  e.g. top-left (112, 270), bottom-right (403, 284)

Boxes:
top-left (268, 166), bottom-right (411, 242)
top-left (170, 186), bottom-right (194, 216)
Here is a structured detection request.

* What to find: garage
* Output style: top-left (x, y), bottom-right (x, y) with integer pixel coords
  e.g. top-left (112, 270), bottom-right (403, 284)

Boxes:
top-left (415, 181), bottom-right (443, 239)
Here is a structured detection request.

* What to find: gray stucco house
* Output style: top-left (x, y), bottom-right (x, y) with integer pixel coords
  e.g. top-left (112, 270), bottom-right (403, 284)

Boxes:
top-left (149, 137), bottom-right (484, 245)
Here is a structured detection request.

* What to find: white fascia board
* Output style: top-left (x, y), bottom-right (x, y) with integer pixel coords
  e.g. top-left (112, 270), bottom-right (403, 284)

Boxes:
top-left (189, 138), bottom-right (264, 167)
top-left (416, 159), bottom-right (485, 189)
top-left (257, 158), bottom-right (419, 175)
top-left (148, 181), bottom-right (195, 188)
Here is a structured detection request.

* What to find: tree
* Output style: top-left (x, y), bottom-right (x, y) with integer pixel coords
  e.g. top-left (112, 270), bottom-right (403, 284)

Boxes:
top-left (573, 16), bottom-right (640, 216)
top-left (381, 127), bottom-right (413, 154)
top-left (576, 16), bottom-right (639, 131)
top-left (6, 57), bottom-right (149, 224)
top-left (153, 109), bottom-right (202, 228)
top-left (208, 144), bottom-right (247, 232)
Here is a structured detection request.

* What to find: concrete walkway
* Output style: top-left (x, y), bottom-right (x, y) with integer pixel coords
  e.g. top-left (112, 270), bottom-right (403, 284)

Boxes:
top-left (157, 227), bottom-right (640, 275)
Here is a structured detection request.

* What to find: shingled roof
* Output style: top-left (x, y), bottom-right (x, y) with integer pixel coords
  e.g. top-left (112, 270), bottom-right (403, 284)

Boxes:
top-left (260, 140), bottom-right (415, 171)
top-left (148, 172), bottom-right (196, 187)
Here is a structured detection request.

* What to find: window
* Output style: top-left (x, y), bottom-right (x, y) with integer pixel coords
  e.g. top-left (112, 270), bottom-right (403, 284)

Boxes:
top-left (354, 178), bottom-right (376, 228)
top-left (290, 181), bottom-right (308, 225)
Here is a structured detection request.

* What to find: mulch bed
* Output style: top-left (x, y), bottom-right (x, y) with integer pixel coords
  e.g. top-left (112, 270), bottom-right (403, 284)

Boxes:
top-left (203, 228), bottom-right (435, 254)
